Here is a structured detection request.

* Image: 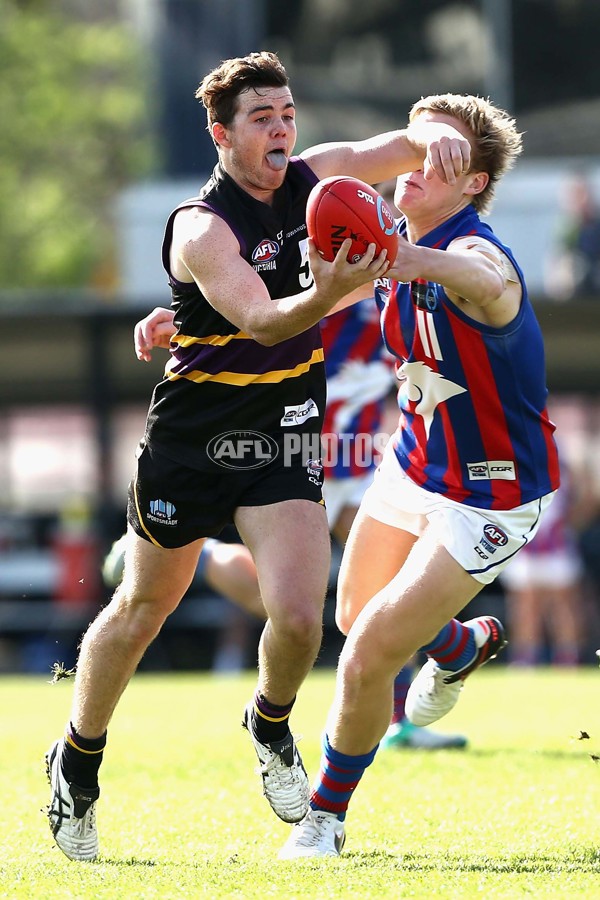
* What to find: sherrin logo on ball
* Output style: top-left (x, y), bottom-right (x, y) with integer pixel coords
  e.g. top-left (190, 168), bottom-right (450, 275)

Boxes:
top-left (306, 175), bottom-right (399, 263)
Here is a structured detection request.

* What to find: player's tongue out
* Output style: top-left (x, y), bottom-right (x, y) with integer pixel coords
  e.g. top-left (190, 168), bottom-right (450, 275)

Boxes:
top-left (266, 150), bottom-right (287, 170)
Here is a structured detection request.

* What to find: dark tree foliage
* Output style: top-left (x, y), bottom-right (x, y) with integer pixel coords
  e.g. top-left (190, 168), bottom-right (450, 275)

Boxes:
top-left (0, 3), bottom-right (156, 292)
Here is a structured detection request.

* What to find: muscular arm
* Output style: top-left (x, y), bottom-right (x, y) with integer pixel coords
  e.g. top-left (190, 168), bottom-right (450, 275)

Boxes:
top-left (388, 236), bottom-right (522, 327)
top-left (322, 282), bottom-right (374, 317)
top-left (134, 282), bottom-right (375, 359)
top-left (301, 120), bottom-right (471, 187)
top-left (176, 209), bottom-right (390, 346)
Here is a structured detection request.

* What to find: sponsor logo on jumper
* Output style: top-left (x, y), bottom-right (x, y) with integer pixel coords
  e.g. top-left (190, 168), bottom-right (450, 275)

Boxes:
top-left (374, 277), bottom-right (392, 305)
top-left (252, 239), bottom-right (279, 271)
top-left (252, 239), bottom-right (279, 263)
top-left (467, 460), bottom-right (516, 481)
top-left (411, 280), bottom-right (438, 311)
top-left (148, 499), bottom-right (178, 525)
top-left (474, 545), bottom-right (489, 560)
top-left (207, 430), bottom-right (279, 470)
top-left (280, 398), bottom-right (319, 426)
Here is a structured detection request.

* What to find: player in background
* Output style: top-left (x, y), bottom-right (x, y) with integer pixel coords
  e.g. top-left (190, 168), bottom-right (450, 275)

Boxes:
top-left (122, 294), bottom-right (468, 749)
top-left (500, 461), bottom-right (584, 666)
top-left (45, 51), bottom-right (473, 862)
top-left (280, 93), bottom-right (560, 858)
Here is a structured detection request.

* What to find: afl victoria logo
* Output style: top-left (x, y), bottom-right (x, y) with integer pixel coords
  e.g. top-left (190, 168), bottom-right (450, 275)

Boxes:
top-left (252, 240), bottom-right (280, 263)
top-left (207, 430), bottom-right (279, 469)
top-left (483, 524), bottom-right (508, 547)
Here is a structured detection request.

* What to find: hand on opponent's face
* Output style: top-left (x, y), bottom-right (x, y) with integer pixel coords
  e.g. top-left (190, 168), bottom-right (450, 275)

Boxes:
top-left (423, 132), bottom-right (472, 185)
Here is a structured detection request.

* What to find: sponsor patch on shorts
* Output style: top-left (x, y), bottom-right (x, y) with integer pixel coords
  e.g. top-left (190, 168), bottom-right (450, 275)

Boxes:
top-left (280, 398), bottom-right (319, 427)
top-left (148, 499), bottom-right (178, 525)
top-left (306, 457), bottom-right (324, 487)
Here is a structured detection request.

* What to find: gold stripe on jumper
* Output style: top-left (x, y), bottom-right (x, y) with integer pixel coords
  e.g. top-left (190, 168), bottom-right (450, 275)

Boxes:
top-left (172, 331), bottom-right (251, 348)
top-left (166, 348), bottom-right (325, 386)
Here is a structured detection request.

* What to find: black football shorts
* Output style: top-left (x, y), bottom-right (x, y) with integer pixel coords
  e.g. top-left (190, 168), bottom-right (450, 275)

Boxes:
top-left (127, 443), bottom-right (325, 549)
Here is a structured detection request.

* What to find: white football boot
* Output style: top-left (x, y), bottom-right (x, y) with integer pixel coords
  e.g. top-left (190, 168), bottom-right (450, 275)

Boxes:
top-left (45, 740), bottom-right (99, 861)
top-left (242, 703), bottom-right (309, 824)
top-left (279, 809), bottom-right (346, 859)
top-left (406, 616), bottom-right (507, 726)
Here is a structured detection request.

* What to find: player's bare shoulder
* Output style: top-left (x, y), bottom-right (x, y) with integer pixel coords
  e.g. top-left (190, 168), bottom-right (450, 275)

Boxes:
top-left (446, 235), bottom-right (522, 327)
top-left (172, 205), bottom-right (226, 248)
top-left (171, 205), bottom-right (239, 282)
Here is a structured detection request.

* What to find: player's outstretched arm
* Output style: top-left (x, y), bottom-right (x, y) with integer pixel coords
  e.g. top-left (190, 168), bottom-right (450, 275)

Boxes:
top-left (301, 121), bottom-right (471, 189)
top-left (178, 211), bottom-right (390, 346)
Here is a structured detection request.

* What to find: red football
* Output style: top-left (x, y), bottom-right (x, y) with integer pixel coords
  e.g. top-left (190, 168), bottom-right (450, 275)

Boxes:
top-left (306, 176), bottom-right (398, 263)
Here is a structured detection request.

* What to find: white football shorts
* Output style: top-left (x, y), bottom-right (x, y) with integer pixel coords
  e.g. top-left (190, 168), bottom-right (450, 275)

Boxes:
top-left (360, 441), bottom-right (556, 585)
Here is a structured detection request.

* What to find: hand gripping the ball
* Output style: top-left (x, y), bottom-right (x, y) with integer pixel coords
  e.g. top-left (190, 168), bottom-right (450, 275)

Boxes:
top-left (307, 176), bottom-right (399, 264)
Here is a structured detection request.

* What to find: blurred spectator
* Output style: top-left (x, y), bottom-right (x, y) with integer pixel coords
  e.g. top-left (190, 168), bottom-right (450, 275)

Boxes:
top-left (546, 172), bottom-right (600, 300)
top-left (53, 496), bottom-right (102, 607)
top-left (579, 506), bottom-right (600, 602)
top-left (500, 471), bottom-right (585, 666)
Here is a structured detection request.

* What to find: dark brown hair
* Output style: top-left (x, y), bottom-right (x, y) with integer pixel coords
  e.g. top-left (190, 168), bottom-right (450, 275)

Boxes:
top-left (196, 51), bottom-right (289, 132)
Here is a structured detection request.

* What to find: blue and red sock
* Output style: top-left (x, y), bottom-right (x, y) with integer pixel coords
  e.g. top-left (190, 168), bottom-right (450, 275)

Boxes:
top-left (310, 733), bottom-right (378, 821)
top-left (421, 619), bottom-right (476, 673)
top-left (390, 665), bottom-right (413, 725)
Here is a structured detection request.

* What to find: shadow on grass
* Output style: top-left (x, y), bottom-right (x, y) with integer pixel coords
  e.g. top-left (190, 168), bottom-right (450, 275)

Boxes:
top-left (97, 855), bottom-right (240, 869)
top-left (344, 846), bottom-right (600, 873)
top-left (97, 856), bottom-right (158, 867)
top-left (458, 748), bottom-right (599, 761)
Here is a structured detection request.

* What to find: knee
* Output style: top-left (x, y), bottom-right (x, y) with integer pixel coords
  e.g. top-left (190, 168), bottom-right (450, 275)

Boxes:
top-left (335, 601), bottom-right (353, 637)
top-left (335, 585), bottom-right (363, 636)
top-left (336, 645), bottom-right (376, 704)
top-left (270, 600), bottom-right (323, 651)
top-left (338, 633), bottom-right (396, 694)
top-left (110, 586), bottom-right (176, 647)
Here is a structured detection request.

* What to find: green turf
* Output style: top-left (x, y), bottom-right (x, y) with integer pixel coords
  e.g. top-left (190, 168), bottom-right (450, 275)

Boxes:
top-left (1, 666), bottom-right (600, 898)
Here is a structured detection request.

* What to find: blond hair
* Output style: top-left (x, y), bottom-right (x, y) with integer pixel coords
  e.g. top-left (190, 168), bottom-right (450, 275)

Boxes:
top-left (409, 94), bottom-right (523, 215)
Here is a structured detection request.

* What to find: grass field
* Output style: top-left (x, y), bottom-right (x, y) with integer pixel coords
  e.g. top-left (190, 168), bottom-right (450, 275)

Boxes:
top-left (1, 666), bottom-right (600, 899)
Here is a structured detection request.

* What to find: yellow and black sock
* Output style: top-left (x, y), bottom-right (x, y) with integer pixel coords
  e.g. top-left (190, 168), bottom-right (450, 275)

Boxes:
top-left (250, 691), bottom-right (295, 745)
top-left (61, 721), bottom-right (106, 788)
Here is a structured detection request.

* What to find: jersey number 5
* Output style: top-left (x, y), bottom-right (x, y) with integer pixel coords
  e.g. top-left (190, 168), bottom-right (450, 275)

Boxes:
top-left (298, 238), bottom-right (314, 290)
